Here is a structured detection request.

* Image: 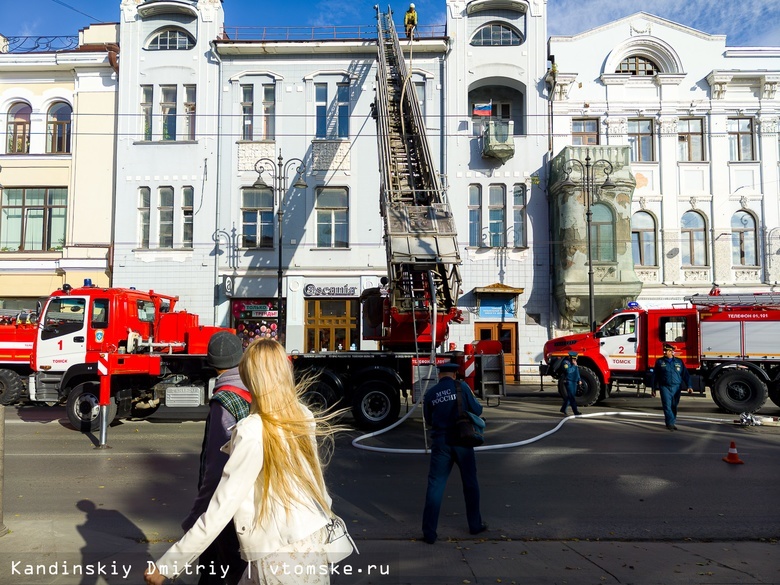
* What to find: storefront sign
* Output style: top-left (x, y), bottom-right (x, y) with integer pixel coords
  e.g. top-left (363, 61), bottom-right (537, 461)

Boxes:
top-left (479, 296), bottom-right (515, 319)
top-left (304, 284), bottom-right (358, 297)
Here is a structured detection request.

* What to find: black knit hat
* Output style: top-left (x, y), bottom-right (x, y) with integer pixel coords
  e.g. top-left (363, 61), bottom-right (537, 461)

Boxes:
top-left (207, 331), bottom-right (244, 369)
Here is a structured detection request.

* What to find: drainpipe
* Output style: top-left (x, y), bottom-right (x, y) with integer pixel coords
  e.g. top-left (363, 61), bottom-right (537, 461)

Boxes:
top-left (211, 41), bottom-right (224, 326)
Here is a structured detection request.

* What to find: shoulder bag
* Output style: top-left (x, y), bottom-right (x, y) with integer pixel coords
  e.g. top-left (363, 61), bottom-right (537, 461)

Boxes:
top-left (323, 515), bottom-right (358, 564)
top-left (452, 382), bottom-right (486, 448)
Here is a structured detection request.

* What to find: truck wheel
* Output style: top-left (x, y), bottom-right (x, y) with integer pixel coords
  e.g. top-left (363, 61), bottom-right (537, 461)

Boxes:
top-left (576, 366), bottom-right (601, 406)
top-left (66, 382), bottom-right (117, 432)
top-left (303, 381), bottom-right (337, 413)
top-left (0, 369), bottom-right (23, 405)
top-left (712, 370), bottom-right (768, 414)
top-left (352, 380), bottom-right (401, 430)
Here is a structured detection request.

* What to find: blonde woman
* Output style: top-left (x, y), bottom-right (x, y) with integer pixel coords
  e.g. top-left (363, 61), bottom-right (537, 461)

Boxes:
top-left (144, 338), bottom-right (343, 585)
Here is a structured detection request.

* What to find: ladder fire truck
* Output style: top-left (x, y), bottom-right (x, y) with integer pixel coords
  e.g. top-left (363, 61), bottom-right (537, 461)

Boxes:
top-left (286, 7), bottom-right (502, 430)
top-left (0, 281), bottom-right (228, 438)
top-left (541, 293), bottom-right (780, 414)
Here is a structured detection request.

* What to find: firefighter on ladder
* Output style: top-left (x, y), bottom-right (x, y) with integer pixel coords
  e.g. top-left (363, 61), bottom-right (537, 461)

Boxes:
top-left (404, 3), bottom-right (418, 38)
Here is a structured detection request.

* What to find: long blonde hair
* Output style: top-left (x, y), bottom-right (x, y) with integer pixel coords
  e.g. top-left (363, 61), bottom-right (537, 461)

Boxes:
top-left (238, 338), bottom-right (340, 522)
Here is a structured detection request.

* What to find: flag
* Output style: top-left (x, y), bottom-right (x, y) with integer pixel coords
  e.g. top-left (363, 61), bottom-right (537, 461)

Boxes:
top-left (472, 103), bottom-right (492, 117)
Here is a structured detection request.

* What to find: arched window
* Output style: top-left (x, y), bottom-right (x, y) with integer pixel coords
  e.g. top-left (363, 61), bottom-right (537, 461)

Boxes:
top-left (471, 23), bottom-right (522, 46)
top-left (590, 203), bottom-right (615, 262)
top-left (631, 211), bottom-right (656, 266)
top-left (47, 102), bottom-right (72, 153)
top-left (731, 210), bottom-right (758, 266)
top-left (681, 211), bottom-right (707, 266)
top-left (147, 28), bottom-right (195, 51)
top-left (7, 102), bottom-right (31, 154)
top-left (616, 55), bottom-right (659, 76)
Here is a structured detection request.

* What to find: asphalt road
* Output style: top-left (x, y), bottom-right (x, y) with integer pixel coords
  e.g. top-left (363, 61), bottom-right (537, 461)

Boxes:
top-left (1, 389), bottom-right (779, 584)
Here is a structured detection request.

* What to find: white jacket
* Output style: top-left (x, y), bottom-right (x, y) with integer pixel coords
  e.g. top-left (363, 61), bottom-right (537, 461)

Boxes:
top-left (155, 411), bottom-right (331, 577)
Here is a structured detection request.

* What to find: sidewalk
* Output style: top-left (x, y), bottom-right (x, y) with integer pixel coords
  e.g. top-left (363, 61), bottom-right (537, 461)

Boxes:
top-left (1, 518), bottom-right (778, 584)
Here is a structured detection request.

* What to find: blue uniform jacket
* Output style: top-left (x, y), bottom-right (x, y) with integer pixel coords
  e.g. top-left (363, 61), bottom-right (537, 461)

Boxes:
top-left (652, 357), bottom-right (691, 391)
top-left (561, 358), bottom-right (580, 386)
top-left (423, 377), bottom-right (483, 441)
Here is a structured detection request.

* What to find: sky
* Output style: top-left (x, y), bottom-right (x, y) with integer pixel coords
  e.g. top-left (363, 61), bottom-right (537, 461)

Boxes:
top-left (1, 0), bottom-right (778, 47)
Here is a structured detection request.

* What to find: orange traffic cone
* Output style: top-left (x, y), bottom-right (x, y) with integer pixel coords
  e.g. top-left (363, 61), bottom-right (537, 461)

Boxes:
top-left (722, 441), bottom-right (744, 465)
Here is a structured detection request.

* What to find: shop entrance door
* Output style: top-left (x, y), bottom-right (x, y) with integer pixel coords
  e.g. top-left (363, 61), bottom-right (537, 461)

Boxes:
top-left (474, 322), bottom-right (517, 381)
top-left (304, 299), bottom-right (358, 352)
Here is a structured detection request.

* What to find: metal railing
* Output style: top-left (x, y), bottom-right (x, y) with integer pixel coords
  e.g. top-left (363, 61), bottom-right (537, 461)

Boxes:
top-left (219, 24), bottom-right (446, 41)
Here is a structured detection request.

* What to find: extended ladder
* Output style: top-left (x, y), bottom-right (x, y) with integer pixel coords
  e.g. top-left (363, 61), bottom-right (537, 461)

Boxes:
top-left (687, 293), bottom-right (780, 307)
top-left (374, 8), bottom-right (461, 337)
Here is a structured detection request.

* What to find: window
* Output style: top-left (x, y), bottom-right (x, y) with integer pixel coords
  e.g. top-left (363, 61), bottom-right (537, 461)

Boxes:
top-left (488, 185), bottom-right (506, 247)
top-left (572, 119), bottom-right (599, 146)
top-left (182, 186), bottom-right (194, 248)
top-left (315, 84), bottom-right (327, 138)
top-left (305, 299), bottom-right (358, 353)
top-left (6, 102), bottom-right (31, 154)
top-left (138, 187), bottom-right (150, 248)
top-left (468, 184), bottom-right (481, 247)
top-left (337, 84), bottom-right (349, 138)
top-left (0, 187), bottom-right (66, 251)
top-left (141, 86), bottom-right (153, 141)
top-left (660, 316), bottom-right (688, 344)
top-left (91, 298), bottom-right (109, 329)
top-left (158, 187), bottom-right (174, 248)
top-left (241, 85), bottom-right (254, 140)
top-left (681, 211), bottom-right (707, 266)
top-left (316, 187), bottom-right (348, 248)
top-left (731, 210), bottom-right (757, 266)
top-left (241, 188), bottom-right (274, 248)
top-left (471, 23), bottom-right (522, 46)
top-left (512, 184), bottom-right (527, 247)
top-left (590, 203), bottom-right (615, 262)
top-left (262, 84), bottom-right (275, 140)
top-left (628, 118), bottom-right (654, 162)
top-left (46, 102), bottom-right (72, 153)
top-left (678, 118), bottom-right (704, 162)
top-left (160, 86), bottom-right (177, 141)
top-left (615, 55), bottom-right (659, 76)
top-left (148, 28), bottom-right (195, 51)
top-left (728, 118), bottom-right (754, 161)
top-left (184, 85), bottom-right (196, 141)
top-left (631, 211), bottom-right (657, 266)
top-left (414, 81), bottom-right (425, 118)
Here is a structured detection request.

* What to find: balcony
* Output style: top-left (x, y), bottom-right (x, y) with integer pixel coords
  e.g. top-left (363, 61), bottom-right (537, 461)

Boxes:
top-left (481, 120), bottom-right (514, 163)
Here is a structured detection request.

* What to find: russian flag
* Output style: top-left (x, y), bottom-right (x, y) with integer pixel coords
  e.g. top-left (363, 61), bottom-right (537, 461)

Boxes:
top-left (472, 103), bottom-right (492, 117)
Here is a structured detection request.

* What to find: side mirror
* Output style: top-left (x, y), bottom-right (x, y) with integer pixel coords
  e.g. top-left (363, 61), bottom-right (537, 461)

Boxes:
top-left (593, 331), bottom-right (603, 339)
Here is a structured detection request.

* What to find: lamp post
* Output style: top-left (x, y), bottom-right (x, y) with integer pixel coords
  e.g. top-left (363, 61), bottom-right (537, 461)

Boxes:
top-left (253, 151), bottom-right (307, 344)
top-left (561, 149), bottom-right (615, 332)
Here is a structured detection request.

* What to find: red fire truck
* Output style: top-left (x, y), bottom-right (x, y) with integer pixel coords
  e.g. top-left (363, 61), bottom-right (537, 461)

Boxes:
top-left (0, 309), bottom-right (37, 405)
top-left (0, 281), bottom-right (227, 434)
top-left (541, 293), bottom-right (780, 414)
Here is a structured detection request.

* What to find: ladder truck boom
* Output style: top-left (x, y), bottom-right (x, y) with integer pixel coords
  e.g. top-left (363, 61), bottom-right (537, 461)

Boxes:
top-left (367, 7), bottom-right (462, 352)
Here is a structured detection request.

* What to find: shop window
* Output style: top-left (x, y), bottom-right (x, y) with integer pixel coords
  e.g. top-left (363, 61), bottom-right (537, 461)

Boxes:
top-left (305, 299), bottom-right (358, 352)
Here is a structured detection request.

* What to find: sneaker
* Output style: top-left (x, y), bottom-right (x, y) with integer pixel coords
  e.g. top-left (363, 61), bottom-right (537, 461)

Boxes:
top-left (469, 523), bottom-right (488, 535)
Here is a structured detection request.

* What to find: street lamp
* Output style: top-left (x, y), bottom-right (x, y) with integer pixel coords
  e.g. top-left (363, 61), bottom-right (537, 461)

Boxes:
top-left (253, 151), bottom-right (307, 344)
top-left (561, 149), bottom-right (615, 332)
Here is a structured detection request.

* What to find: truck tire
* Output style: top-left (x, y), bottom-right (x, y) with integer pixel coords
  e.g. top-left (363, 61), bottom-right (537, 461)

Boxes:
top-left (66, 382), bottom-right (117, 432)
top-left (0, 369), bottom-right (23, 405)
top-left (303, 381), bottom-right (337, 413)
top-left (557, 367), bottom-right (600, 406)
top-left (577, 366), bottom-right (601, 406)
top-left (712, 370), bottom-right (768, 414)
top-left (352, 380), bottom-right (401, 430)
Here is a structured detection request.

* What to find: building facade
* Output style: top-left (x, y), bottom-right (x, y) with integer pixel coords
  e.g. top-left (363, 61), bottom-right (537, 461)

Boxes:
top-left (0, 25), bottom-right (118, 311)
top-left (547, 13), bottom-right (780, 337)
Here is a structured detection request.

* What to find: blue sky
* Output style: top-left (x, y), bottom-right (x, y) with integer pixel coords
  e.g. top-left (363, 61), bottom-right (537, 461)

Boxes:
top-left (1, 0), bottom-right (778, 46)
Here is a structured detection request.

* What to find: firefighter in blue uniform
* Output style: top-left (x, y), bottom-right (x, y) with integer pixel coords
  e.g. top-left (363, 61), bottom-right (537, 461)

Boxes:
top-left (651, 343), bottom-right (692, 431)
top-left (559, 351), bottom-right (582, 416)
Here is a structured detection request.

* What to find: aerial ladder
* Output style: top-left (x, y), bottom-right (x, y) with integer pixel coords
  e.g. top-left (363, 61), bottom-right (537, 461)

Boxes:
top-left (363, 7), bottom-right (462, 352)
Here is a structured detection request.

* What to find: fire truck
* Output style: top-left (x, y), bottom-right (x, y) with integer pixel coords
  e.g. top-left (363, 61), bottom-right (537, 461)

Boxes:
top-left (0, 309), bottom-right (37, 405)
top-left (283, 9), bottom-right (503, 430)
top-left (541, 293), bottom-right (780, 414)
top-left (0, 281), bottom-right (227, 433)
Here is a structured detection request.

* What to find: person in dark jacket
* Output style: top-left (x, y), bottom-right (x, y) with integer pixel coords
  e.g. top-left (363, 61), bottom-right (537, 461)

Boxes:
top-left (422, 362), bottom-right (486, 544)
top-left (651, 343), bottom-right (692, 431)
top-left (181, 331), bottom-right (249, 584)
top-left (559, 351), bottom-right (582, 416)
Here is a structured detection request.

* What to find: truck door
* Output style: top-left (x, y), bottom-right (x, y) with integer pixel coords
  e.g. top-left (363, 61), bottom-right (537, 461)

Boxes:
top-left (36, 295), bottom-right (88, 372)
top-left (597, 313), bottom-right (639, 371)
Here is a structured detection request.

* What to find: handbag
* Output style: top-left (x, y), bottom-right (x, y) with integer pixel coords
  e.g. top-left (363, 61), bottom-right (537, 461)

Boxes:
top-left (323, 515), bottom-right (358, 564)
top-left (452, 382), bottom-right (486, 448)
